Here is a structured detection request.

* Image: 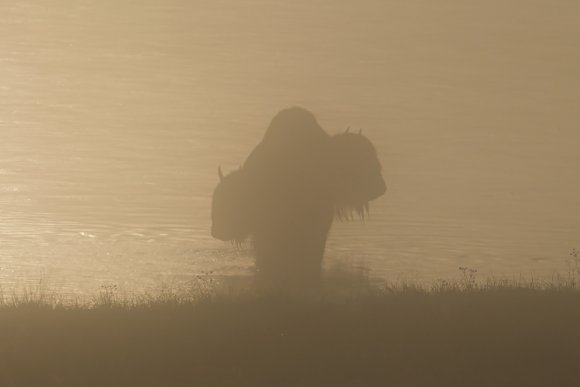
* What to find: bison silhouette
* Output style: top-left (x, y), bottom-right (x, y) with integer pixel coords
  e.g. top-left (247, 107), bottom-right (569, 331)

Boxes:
top-left (211, 107), bottom-right (386, 289)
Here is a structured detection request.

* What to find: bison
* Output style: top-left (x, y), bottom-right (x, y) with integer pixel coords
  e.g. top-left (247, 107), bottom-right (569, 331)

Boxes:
top-left (211, 107), bottom-right (386, 289)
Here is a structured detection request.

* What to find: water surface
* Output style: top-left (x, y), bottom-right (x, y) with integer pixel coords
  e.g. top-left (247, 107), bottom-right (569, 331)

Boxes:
top-left (1, 0), bottom-right (579, 295)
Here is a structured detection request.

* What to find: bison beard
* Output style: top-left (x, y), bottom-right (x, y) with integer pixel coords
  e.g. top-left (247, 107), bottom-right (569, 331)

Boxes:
top-left (211, 107), bottom-right (386, 290)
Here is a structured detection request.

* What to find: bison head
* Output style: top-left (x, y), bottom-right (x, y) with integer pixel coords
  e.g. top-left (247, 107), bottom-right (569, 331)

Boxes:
top-left (210, 166), bottom-right (254, 243)
top-left (329, 131), bottom-right (387, 218)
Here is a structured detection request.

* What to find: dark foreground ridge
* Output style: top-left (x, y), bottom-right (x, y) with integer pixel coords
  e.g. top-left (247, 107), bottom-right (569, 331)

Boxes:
top-left (2, 277), bottom-right (580, 387)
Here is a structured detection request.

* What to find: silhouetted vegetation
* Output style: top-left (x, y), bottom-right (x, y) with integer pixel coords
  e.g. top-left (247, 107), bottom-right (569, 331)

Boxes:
top-left (2, 269), bottom-right (580, 387)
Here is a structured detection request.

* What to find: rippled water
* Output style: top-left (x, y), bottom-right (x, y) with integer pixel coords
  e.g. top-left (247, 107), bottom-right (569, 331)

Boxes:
top-left (1, 0), bottom-right (579, 295)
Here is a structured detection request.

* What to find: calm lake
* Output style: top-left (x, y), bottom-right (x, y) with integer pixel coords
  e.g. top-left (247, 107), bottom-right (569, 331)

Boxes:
top-left (1, 0), bottom-right (579, 296)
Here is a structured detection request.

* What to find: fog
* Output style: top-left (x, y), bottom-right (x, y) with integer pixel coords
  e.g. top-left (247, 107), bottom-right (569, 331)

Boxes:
top-left (0, 0), bottom-right (579, 295)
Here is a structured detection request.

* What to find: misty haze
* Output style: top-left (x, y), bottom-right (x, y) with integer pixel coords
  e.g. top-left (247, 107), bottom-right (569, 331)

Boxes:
top-left (0, 0), bottom-right (579, 386)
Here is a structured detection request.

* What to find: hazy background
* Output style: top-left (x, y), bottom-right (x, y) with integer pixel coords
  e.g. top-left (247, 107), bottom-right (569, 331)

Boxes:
top-left (0, 0), bottom-right (578, 296)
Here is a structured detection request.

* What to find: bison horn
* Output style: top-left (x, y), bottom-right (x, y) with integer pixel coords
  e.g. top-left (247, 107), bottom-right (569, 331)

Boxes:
top-left (218, 166), bottom-right (224, 181)
top-left (358, 129), bottom-right (363, 134)
top-left (345, 127), bottom-right (350, 134)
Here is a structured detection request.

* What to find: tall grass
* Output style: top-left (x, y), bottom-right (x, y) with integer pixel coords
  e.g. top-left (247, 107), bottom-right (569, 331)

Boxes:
top-left (1, 265), bottom-right (580, 386)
